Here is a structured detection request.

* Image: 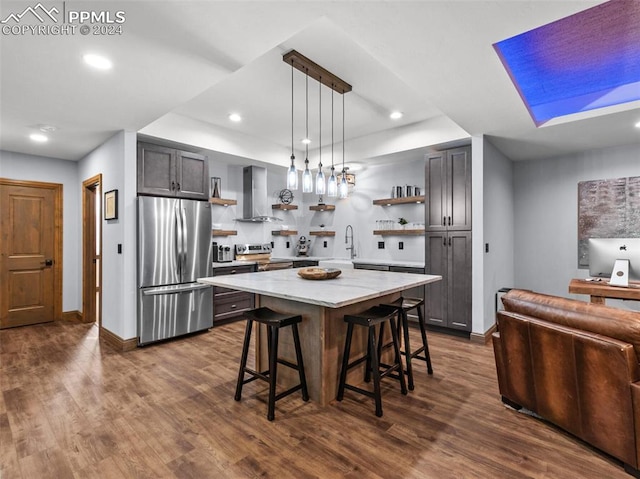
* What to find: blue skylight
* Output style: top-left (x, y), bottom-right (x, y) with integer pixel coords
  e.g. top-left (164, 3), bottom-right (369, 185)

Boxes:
top-left (493, 0), bottom-right (640, 126)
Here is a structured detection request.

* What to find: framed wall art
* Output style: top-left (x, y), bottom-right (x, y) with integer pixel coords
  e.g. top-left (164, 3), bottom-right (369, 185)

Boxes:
top-left (104, 189), bottom-right (118, 220)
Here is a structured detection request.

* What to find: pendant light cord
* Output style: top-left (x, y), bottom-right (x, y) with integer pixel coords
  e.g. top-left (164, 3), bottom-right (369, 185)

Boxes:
top-left (318, 75), bottom-right (322, 168)
top-left (305, 68), bottom-right (309, 160)
top-left (342, 93), bottom-right (345, 172)
top-left (331, 86), bottom-right (334, 169)
top-left (290, 60), bottom-right (294, 159)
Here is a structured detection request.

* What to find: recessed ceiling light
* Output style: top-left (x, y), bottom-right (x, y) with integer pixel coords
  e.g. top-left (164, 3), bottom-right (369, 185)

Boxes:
top-left (228, 113), bottom-right (242, 122)
top-left (83, 54), bottom-right (112, 70)
top-left (301, 138), bottom-right (311, 145)
top-left (30, 133), bottom-right (48, 143)
top-left (635, 121), bottom-right (640, 129)
top-left (390, 111), bottom-right (403, 120)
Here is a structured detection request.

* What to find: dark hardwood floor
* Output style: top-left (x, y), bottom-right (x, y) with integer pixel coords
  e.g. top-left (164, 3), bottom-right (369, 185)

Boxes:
top-left (0, 320), bottom-right (630, 478)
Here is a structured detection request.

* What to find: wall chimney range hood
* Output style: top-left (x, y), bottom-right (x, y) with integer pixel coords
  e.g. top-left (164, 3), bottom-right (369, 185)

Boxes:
top-left (236, 166), bottom-right (282, 222)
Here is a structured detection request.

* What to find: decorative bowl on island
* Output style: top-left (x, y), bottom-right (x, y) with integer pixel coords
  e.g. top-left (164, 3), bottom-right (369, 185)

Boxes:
top-left (297, 267), bottom-right (342, 280)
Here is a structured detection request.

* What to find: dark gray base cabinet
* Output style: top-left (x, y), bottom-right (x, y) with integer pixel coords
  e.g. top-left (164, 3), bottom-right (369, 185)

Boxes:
top-left (137, 142), bottom-right (209, 200)
top-left (425, 231), bottom-right (472, 331)
top-left (212, 264), bottom-right (256, 326)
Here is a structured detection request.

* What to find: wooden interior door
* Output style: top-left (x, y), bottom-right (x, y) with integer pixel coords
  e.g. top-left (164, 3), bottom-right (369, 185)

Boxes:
top-left (82, 175), bottom-right (102, 325)
top-left (0, 179), bottom-right (62, 328)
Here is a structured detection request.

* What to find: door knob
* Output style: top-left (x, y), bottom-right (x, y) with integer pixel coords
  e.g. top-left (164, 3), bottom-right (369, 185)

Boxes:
top-left (42, 259), bottom-right (53, 267)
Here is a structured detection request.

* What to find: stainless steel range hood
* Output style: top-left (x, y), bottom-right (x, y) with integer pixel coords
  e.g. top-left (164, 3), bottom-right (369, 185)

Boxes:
top-left (236, 166), bottom-right (282, 222)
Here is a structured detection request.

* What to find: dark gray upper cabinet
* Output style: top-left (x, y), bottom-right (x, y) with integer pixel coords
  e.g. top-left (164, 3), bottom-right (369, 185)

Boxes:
top-left (137, 142), bottom-right (209, 200)
top-left (425, 146), bottom-right (471, 231)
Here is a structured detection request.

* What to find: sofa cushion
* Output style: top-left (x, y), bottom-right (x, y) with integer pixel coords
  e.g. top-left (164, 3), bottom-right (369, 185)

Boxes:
top-left (502, 289), bottom-right (640, 363)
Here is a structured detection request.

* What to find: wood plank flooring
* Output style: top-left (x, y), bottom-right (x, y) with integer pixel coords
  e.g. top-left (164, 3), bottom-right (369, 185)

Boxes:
top-left (0, 320), bottom-right (630, 478)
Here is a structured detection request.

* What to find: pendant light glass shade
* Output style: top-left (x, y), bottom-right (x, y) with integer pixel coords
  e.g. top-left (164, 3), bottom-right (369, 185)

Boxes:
top-left (302, 159), bottom-right (313, 193)
top-left (327, 166), bottom-right (337, 197)
top-left (338, 171), bottom-right (349, 198)
top-left (316, 168), bottom-right (326, 195)
top-left (287, 157), bottom-right (298, 190)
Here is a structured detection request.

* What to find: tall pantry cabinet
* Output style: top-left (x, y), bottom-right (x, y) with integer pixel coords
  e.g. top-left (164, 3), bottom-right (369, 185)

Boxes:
top-left (424, 146), bottom-right (472, 332)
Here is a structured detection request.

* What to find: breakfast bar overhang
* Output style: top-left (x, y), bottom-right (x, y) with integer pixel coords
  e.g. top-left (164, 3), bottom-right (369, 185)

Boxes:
top-left (199, 268), bottom-right (441, 405)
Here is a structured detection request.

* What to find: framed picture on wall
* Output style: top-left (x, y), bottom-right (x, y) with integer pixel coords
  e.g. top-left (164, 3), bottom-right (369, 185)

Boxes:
top-left (104, 189), bottom-right (118, 220)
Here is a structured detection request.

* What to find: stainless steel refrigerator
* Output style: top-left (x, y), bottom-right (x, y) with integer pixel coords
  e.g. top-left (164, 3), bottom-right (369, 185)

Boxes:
top-left (137, 196), bottom-right (213, 345)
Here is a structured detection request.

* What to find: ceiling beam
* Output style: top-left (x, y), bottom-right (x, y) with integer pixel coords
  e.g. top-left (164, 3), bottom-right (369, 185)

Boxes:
top-left (283, 49), bottom-right (352, 94)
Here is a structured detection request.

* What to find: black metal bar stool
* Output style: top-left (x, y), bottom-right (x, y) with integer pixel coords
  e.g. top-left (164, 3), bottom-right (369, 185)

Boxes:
top-left (381, 296), bottom-right (433, 390)
top-left (337, 305), bottom-right (407, 417)
top-left (234, 307), bottom-right (309, 421)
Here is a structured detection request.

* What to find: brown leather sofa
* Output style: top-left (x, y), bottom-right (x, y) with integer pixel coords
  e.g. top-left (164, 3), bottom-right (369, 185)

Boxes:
top-left (492, 289), bottom-right (640, 477)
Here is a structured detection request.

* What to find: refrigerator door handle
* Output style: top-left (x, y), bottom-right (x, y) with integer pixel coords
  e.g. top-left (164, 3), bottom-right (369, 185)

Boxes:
top-left (180, 206), bottom-right (188, 281)
top-left (142, 283), bottom-right (211, 296)
top-left (175, 204), bottom-right (183, 278)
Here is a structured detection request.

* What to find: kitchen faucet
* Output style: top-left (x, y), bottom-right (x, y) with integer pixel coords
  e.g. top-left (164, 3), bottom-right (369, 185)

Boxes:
top-left (345, 224), bottom-right (356, 259)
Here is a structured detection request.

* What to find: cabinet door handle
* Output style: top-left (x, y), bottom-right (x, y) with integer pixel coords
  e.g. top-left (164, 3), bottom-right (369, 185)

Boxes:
top-left (443, 216), bottom-right (446, 226)
top-left (448, 237), bottom-right (452, 246)
top-left (171, 181), bottom-right (176, 190)
top-left (448, 216), bottom-right (452, 226)
top-left (176, 182), bottom-right (181, 190)
top-left (231, 304), bottom-right (237, 309)
top-left (443, 237), bottom-right (446, 247)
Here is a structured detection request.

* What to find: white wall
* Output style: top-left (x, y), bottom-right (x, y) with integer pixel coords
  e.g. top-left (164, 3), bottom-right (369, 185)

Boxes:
top-left (514, 143), bottom-right (640, 299)
top-left (78, 130), bottom-right (137, 339)
top-left (208, 151), bottom-right (427, 262)
top-left (0, 151), bottom-right (80, 312)
top-left (482, 138), bottom-right (515, 332)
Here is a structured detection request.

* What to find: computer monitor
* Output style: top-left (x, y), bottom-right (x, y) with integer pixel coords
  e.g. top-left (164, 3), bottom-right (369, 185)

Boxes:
top-left (588, 238), bottom-right (640, 287)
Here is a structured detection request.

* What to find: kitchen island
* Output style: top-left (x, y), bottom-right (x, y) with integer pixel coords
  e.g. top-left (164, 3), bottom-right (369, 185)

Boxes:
top-left (199, 268), bottom-right (441, 405)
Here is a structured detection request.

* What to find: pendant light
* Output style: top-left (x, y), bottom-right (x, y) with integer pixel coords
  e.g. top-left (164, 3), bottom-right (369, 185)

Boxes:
top-left (315, 76), bottom-right (326, 195)
top-left (339, 92), bottom-right (349, 199)
top-left (302, 68), bottom-right (313, 193)
top-left (286, 60), bottom-right (298, 190)
top-left (327, 86), bottom-right (337, 197)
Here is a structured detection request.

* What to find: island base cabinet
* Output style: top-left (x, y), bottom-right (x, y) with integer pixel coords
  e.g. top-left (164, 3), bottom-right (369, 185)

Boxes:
top-left (425, 231), bottom-right (471, 331)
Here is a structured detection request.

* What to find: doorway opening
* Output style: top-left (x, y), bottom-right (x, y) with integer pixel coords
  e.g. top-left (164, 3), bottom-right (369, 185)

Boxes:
top-left (82, 175), bottom-right (102, 326)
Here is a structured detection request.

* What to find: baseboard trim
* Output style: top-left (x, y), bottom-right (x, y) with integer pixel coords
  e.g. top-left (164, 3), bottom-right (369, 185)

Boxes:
top-left (470, 323), bottom-right (497, 344)
top-left (99, 326), bottom-right (138, 352)
top-left (61, 310), bottom-right (83, 322)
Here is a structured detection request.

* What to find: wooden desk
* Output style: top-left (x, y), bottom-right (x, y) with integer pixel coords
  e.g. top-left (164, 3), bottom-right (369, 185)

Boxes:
top-left (569, 278), bottom-right (640, 304)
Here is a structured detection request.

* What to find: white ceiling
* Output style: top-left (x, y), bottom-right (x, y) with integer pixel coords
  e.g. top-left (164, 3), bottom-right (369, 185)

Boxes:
top-left (1, 1), bottom-right (638, 165)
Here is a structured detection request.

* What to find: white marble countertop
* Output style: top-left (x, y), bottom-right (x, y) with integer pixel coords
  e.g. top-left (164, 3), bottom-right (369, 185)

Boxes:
top-left (198, 268), bottom-right (441, 308)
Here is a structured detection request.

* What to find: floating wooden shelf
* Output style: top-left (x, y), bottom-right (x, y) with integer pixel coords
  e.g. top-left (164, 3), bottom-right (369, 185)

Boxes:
top-left (309, 204), bottom-right (336, 212)
top-left (212, 230), bottom-right (238, 236)
top-left (210, 198), bottom-right (237, 206)
top-left (272, 204), bottom-right (298, 210)
top-left (373, 229), bottom-right (425, 236)
top-left (372, 196), bottom-right (425, 206)
top-left (272, 230), bottom-right (298, 236)
top-left (309, 231), bottom-right (336, 236)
